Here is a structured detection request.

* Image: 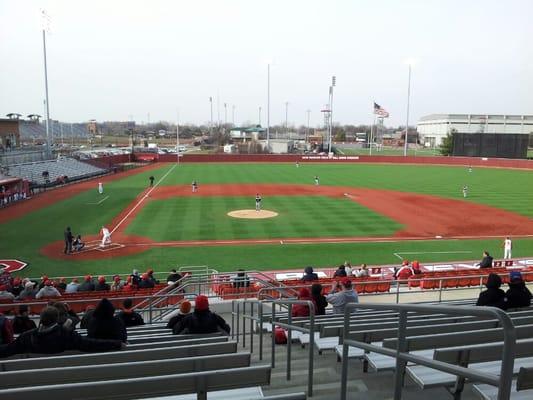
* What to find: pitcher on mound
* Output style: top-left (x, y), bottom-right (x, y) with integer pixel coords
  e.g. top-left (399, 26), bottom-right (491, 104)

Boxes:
top-left (255, 194), bottom-right (262, 212)
top-left (100, 226), bottom-right (112, 247)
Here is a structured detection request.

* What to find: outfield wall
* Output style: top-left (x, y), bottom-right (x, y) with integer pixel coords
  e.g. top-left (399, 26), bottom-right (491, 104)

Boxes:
top-left (154, 153), bottom-right (533, 170)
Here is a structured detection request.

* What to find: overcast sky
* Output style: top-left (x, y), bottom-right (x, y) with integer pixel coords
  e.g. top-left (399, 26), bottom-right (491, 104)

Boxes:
top-left (1, 0), bottom-right (532, 127)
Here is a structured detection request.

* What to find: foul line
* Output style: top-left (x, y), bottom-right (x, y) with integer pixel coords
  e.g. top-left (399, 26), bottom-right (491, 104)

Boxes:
top-left (110, 164), bottom-right (177, 235)
top-left (87, 195), bottom-right (109, 205)
top-left (393, 250), bottom-right (473, 260)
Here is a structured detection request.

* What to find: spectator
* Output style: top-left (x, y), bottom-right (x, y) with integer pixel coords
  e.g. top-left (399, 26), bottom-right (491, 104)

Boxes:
top-left (333, 264), bottom-right (347, 278)
top-left (395, 261), bottom-right (414, 281)
top-left (479, 251), bottom-right (494, 268)
top-left (343, 261), bottom-right (353, 277)
top-left (167, 269), bottom-right (182, 285)
top-left (78, 275), bottom-right (95, 292)
top-left (353, 264), bottom-right (370, 278)
top-left (17, 281), bottom-right (37, 300)
top-left (37, 275), bottom-right (49, 290)
top-left (117, 299), bottom-right (144, 327)
top-left (0, 268), bottom-right (13, 290)
top-left (95, 276), bottom-right (110, 291)
top-left (35, 280), bottom-right (61, 299)
top-left (80, 305), bottom-right (95, 329)
top-left (49, 301), bottom-right (79, 331)
top-left (291, 288), bottom-right (313, 317)
top-left (138, 273), bottom-right (155, 289)
top-left (9, 278), bottom-right (24, 297)
top-left (301, 266), bottom-right (319, 282)
top-left (506, 271), bottom-right (532, 309)
top-left (146, 269), bottom-right (159, 284)
top-left (232, 269), bottom-right (250, 288)
top-left (122, 275), bottom-right (136, 292)
top-left (326, 279), bottom-right (359, 314)
top-left (12, 305), bottom-right (36, 334)
top-left (476, 273), bottom-right (507, 309)
top-left (0, 306), bottom-right (123, 358)
top-left (0, 312), bottom-right (14, 345)
top-left (65, 278), bottom-right (80, 293)
top-left (167, 301), bottom-right (192, 331)
top-left (311, 283), bottom-right (328, 315)
top-left (412, 260), bottom-right (422, 275)
top-left (57, 277), bottom-right (67, 292)
top-left (110, 275), bottom-right (124, 291)
top-left (0, 285), bottom-right (16, 301)
top-left (87, 298), bottom-right (127, 343)
top-left (130, 269), bottom-right (141, 286)
top-left (173, 295), bottom-right (230, 335)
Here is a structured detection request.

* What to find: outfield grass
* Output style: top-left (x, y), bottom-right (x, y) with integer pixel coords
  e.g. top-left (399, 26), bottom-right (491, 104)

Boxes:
top-left (1, 162), bottom-right (532, 277)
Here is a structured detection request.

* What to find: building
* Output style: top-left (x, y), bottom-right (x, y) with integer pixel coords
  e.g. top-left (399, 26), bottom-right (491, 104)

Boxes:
top-left (229, 126), bottom-right (265, 143)
top-left (0, 118), bottom-right (21, 149)
top-left (417, 114), bottom-right (533, 147)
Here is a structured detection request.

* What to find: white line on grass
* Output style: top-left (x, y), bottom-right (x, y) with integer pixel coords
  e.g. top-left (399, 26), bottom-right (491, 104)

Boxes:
top-left (392, 250), bottom-right (473, 260)
top-left (87, 195), bottom-right (109, 205)
top-left (110, 164), bottom-right (176, 235)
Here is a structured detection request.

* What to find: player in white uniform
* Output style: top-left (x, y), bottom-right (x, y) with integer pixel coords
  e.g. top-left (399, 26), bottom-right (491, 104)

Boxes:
top-left (503, 237), bottom-right (512, 259)
top-left (100, 226), bottom-right (112, 247)
top-left (314, 176), bottom-right (319, 186)
top-left (255, 194), bottom-right (262, 212)
top-left (462, 185), bottom-right (468, 198)
top-left (98, 182), bottom-right (103, 194)
top-left (192, 180), bottom-right (198, 193)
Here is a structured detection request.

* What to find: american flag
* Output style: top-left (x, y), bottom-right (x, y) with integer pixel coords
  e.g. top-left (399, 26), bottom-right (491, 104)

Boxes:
top-left (373, 102), bottom-right (389, 118)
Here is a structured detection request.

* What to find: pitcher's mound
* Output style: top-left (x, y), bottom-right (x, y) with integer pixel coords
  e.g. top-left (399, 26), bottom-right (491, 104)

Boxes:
top-left (227, 209), bottom-right (278, 219)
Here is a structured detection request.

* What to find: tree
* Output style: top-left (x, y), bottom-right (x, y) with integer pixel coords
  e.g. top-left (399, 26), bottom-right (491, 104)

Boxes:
top-left (440, 129), bottom-right (455, 156)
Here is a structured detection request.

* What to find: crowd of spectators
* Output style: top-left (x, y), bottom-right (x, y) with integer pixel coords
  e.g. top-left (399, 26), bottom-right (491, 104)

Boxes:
top-left (0, 184), bottom-right (28, 208)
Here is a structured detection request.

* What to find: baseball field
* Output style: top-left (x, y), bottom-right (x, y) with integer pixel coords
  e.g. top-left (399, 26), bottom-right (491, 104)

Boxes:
top-left (1, 161), bottom-right (533, 277)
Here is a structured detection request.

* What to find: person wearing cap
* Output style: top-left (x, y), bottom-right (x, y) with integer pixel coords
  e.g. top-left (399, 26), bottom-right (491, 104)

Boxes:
top-left (78, 275), bottom-right (95, 292)
top-left (301, 266), bottom-right (319, 281)
top-left (95, 276), bottom-right (110, 291)
top-left (12, 305), bottom-right (36, 334)
top-left (0, 306), bottom-right (123, 358)
top-left (65, 278), bottom-right (80, 293)
top-left (16, 281), bottom-right (37, 300)
top-left (146, 269), bottom-right (159, 285)
top-left (35, 280), bottom-right (61, 299)
top-left (173, 295), bottom-right (230, 335)
top-left (117, 299), bottom-right (144, 327)
top-left (326, 279), bottom-right (359, 314)
top-left (476, 273), bottom-right (507, 310)
top-left (503, 237), bottom-right (513, 260)
top-left (138, 273), bottom-right (155, 289)
top-left (291, 288), bottom-right (314, 317)
top-left (333, 264), bottom-right (347, 278)
top-left (0, 285), bottom-right (15, 301)
top-left (168, 301), bottom-right (192, 331)
top-left (395, 261), bottom-right (414, 281)
top-left (9, 278), bottom-right (24, 297)
top-left (353, 264), bottom-right (370, 278)
top-left (64, 226), bottom-right (73, 255)
top-left (56, 277), bottom-right (67, 292)
top-left (505, 271), bottom-right (532, 309)
top-left (37, 275), bottom-right (49, 290)
top-left (110, 275), bottom-right (124, 291)
top-left (130, 269), bottom-right (141, 287)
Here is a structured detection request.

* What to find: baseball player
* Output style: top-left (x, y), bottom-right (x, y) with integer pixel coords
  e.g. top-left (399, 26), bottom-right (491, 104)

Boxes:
top-left (468, 166), bottom-right (473, 173)
top-left (100, 226), bottom-right (112, 247)
top-left (314, 176), bottom-right (319, 186)
top-left (503, 236), bottom-right (512, 259)
top-left (192, 180), bottom-right (198, 193)
top-left (462, 185), bottom-right (468, 198)
top-left (98, 182), bottom-right (104, 194)
top-left (255, 193), bottom-right (262, 212)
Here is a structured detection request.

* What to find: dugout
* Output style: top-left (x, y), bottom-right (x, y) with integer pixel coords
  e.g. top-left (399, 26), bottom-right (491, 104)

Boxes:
top-left (452, 132), bottom-right (529, 159)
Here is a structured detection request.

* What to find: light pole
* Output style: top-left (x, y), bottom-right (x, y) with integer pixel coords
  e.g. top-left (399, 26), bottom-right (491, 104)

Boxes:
top-left (209, 97), bottom-right (213, 135)
top-left (176, 109), bottom-right (180, 165)
top-left (41, 10), bottom-right (51, 157)
top-left (285, 102), bottom-right (289, 136)
top-left (306, 109), bottom-right (311, 144)
top-left (232, 105), bottom-right (235, 126)
top-left (224, 103), bottom-right (227, 127)
top-left (404, 63), bottom-right (412, 157)
top-left (328, 76), bottom-right (336, 155)
top-left (258, 106), bottom-right (262, 126)
top-left (266, 63), bottom-right (270, 151)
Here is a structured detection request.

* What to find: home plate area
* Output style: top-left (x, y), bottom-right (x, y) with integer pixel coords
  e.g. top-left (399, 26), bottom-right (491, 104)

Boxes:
top-left (80, 240), bottom-right (125, 253)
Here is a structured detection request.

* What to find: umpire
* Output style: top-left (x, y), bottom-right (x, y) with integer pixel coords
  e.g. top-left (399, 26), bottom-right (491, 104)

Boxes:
top-left (64, 227), bottom-right (73, 255)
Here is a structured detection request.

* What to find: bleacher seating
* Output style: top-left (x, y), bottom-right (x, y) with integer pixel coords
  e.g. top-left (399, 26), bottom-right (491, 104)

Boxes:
top-left (6, 157), bottom-right (106, 185)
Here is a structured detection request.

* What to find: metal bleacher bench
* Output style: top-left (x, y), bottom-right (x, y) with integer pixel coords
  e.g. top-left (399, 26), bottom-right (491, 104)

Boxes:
top-left (473, 367), bottom-right (533, 400)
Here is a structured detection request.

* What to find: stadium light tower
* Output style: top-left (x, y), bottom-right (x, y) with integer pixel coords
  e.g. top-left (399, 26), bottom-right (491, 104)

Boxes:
top-left (403, 59), bottom-right (415, 157)
top-left (266, 62), bottom-right (271, 151)
top-left (41, 10), bottom-right (52, 157)
top-left (328, 76), bottom-right (336, 155)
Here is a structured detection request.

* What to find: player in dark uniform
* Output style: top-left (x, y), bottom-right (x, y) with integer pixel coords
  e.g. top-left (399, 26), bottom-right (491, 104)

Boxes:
top-left (149, 176), bottom-right (155, 187)
top-left (255, 194), bottom-right (262, 211)
top-left (64, 227), bottom-right (73, 255)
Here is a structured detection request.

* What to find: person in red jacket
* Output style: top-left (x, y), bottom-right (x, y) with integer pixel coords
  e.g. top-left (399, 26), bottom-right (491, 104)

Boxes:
top-left (291, 288), bottom-right (314, 317)
top-left (395, 260), bottom-right (414, 281)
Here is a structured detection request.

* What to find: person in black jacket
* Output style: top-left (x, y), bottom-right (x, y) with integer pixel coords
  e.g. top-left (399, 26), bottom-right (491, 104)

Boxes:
top-left (167, 300), bottom-right (192, 330)
top-left (333, 265), bottom-right (347, 278)
top-left (95, 276), bottom-right (110, 291)
top-left (476, 273), bottom-right (507, 309)
top-left (167, 269), bottom-right (182, 285)
top-left (87, 298), bottom-right (127, 342)
top-left (64, 227), bottom-right (73, 255)
top-left (173, 295), bottom-right (230, 335)
top-left (0, 306), bottom-right (123, 358)
top-left (301, 266), bottom-right (319, 281)
top-left (78, 275), bottom-right (95, 292)
top-left (506, 271), bottom-right (532, 309)
top-left (12, 305), bottom-right (36, 334)
top-left (311, 283), bottom-right (328, 315)
top-left (117, 299), bottom-right (144, 327)
top-left (479, 251), bottom-right (494, 268)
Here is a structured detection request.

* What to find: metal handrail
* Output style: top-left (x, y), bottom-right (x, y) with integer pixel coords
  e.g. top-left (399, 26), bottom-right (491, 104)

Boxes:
top-left (339, 303), bottom-right (516, 400)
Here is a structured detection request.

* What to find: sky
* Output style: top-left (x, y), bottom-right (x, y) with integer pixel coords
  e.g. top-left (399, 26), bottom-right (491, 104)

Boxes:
top-left (0, 0), bottom-right (532, 127)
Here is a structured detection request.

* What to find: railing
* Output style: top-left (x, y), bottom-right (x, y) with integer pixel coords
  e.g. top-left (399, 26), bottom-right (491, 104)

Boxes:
top-left (339, 303), bottom-right (516, 400)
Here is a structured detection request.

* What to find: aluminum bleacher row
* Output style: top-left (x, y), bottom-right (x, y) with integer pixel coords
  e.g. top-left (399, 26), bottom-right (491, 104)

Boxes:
top-left (7, 157), bottom-right (106, 184)
top-left (0, 323), bottom-right (306, 400)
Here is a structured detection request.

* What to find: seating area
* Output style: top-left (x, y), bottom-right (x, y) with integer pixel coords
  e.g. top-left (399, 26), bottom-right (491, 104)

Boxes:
top-left (6, 157), bottom-right (106, 185)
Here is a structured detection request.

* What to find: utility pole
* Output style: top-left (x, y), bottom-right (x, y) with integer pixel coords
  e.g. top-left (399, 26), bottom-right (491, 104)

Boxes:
top-left (285, 102), bottom-right (289, 136)
top-left (41, 10), bottom-right (52, 158)
top-left (306, 109), bottom-right (311, 144)
top-left (258, 106), bottom-right (262, 126)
